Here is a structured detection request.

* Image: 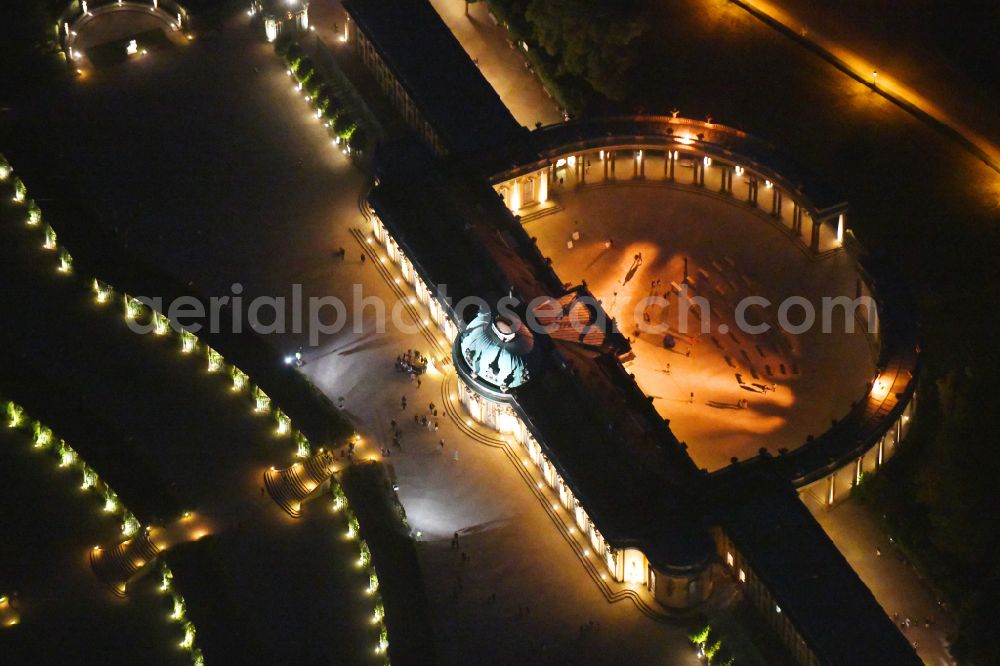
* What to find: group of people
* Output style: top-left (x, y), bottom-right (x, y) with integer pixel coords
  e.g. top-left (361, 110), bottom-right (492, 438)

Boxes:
top-left (385, 404), bottom-right (443, 457)
top-left (396, 349), bottom-right (428, 377)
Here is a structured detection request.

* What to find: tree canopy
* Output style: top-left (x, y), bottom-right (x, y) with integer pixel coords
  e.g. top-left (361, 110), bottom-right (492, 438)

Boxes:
top-left (521, 0), bottom-right (648, 102)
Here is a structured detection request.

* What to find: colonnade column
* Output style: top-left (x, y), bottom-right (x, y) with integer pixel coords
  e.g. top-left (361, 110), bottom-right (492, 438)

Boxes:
top-left (810, 216), bottom-right (821, 253)
top-left (719, 166), bottom-right (732, 194)
top-left (610, 152), bottom-right (616, 180)
top-left (579, 154), bottom-right (586, 185)
top-left (771, 189), bottom-right (782, 217)
top-left (792, 204), bottom-right (802, 235)
top-left (748, 178), bottom-right (758, 206)
top-left (603, 151), bottom-right (610, 181)
top-left (639, 151), bottom-right (646, 178)
top-left (632, 151), bottom-right (639, 179)
top-left (827, 474), bottom-right (836, 506)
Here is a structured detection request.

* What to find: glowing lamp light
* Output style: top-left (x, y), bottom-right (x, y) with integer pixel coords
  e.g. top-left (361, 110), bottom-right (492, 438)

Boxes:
top-left (126, 40), bottom-right (138, 57)
top-left (871, 374), bottom-right (891, 400)
top-left (180, 625), bottom-right (196, 649)
top-left (94, 282), bottom-right (110, 303)
top-left (43, 225), bottom-right (58, 250)
top-left (27, 204), bottom-right (42, 227)
top-left (765, 179), bottom-right (773, 189)
top-left (11, 179), bottom-right (25, 203)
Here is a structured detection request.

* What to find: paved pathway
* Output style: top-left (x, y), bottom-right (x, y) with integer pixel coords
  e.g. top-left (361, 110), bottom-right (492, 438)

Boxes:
top-left (428, 0), bottom-right (563, 128)
top-left (812, 498), bottom-right (956, 665)
top-left (726, 0), bottom-right (1000, 173)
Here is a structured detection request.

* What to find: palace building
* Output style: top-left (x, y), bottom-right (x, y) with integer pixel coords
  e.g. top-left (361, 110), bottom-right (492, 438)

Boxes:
top-left (346, 1), bottom-right (920, 663)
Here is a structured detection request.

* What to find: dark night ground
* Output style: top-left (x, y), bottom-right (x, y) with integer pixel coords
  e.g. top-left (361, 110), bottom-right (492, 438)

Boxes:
top-left (0, 191), bottom-right (380, 663)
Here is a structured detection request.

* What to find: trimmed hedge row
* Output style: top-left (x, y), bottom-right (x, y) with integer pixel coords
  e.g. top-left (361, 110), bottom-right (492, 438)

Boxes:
top-left (277, 37), bottom-right (369, 154)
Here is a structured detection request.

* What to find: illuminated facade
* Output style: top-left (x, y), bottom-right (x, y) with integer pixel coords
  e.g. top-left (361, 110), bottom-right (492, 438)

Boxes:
top-left (350, 0), bottom-right (920, 660)
top-left (250, 0), bottom-right (309, 43)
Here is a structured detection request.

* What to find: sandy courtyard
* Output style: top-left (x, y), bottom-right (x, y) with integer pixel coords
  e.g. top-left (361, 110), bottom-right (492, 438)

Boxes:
top-left (530, 183), bottom-right (876, 471)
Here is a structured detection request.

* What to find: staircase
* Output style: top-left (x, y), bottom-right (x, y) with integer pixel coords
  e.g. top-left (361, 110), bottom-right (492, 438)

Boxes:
top-left (264, 450), bottom-right (339, 518)
top-left (90, 530), bottom-right (161, 597)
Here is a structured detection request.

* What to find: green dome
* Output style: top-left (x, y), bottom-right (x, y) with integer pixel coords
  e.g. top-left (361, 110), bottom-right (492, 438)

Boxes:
top-left (458, 311), bottom-right (536, 391)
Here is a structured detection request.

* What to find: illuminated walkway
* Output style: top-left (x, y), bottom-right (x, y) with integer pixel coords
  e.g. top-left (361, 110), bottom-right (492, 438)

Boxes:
top-left (727, 0), bottom-right (1000, 174)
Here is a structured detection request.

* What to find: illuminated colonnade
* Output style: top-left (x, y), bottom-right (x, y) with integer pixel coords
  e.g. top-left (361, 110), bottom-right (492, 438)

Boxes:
top-left (368, 213), bottom-right (627, 587)
top-left (800, 380), bottom-right (916, 510)
top-left (58, 0), bottom-right (190, 62)
top-left (492, 131), bottom-right (848, 257)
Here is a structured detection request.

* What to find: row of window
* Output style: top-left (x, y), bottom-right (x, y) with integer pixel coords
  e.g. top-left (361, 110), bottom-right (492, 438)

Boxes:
top-left (355, 32), bottom-right (444, 155)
